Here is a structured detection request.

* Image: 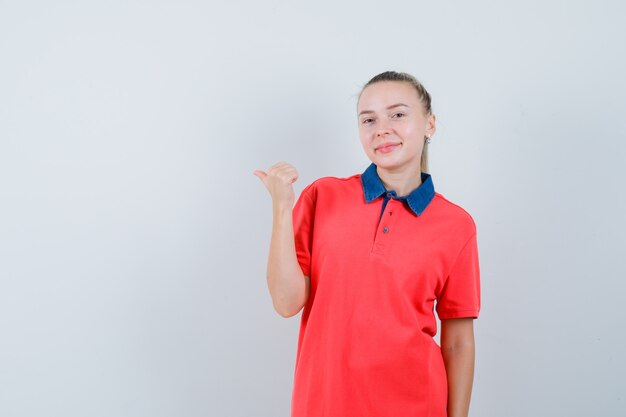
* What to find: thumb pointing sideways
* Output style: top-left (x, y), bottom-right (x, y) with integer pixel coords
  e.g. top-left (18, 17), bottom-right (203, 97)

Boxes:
top-left (253, 170), bottom-right (267, 182)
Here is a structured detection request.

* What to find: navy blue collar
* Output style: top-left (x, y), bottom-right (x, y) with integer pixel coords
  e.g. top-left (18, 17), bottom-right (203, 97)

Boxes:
top-left (360, 162), bottom-right (435, 216)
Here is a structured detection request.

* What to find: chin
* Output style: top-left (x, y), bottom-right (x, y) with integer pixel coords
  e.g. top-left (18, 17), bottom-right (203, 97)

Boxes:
top-left (373, 159), bottom-right (402, 169)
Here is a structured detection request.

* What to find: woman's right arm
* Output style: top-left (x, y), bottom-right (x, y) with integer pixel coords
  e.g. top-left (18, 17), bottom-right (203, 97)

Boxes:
top-left (267, 204), bottom-right (310, 317)
top-left (254, 162), bottom-right (309, 318)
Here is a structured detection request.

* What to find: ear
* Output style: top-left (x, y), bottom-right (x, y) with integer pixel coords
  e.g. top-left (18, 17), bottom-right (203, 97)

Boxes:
top-left (426, 113), bottom-right (436, 137)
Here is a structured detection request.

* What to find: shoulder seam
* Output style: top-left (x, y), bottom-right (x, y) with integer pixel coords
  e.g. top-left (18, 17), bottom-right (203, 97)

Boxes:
top-left (314, 174), bottom-right (360, 183)
top-left (304, 174), bottom-right (361, 191)
top-left (445, 231), bottom-right (477, 280)
top-left (433, 192), bottom-right (477, 229)
top-left (299, 173), bottom-right (361, 201)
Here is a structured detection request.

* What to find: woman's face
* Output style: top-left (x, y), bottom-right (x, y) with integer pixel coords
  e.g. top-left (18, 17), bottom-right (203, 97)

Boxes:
top-left (357, 81), bottom-right (436, 173)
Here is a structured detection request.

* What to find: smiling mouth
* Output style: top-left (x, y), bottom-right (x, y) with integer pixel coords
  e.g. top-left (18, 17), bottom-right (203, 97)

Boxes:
top-left (376, 143), bottom-right (401, 153)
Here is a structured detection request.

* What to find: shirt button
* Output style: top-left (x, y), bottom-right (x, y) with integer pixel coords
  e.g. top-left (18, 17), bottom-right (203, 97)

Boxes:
top-left (383, 227), bottom-right (389, 233)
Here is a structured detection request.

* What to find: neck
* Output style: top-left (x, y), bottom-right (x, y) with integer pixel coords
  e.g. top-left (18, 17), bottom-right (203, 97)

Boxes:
top-left (376, 165), bottom-right (423, 197)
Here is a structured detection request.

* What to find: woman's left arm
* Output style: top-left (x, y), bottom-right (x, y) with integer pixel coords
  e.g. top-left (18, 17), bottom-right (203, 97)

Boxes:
top-left (440, 317), bottom-right (476, 417)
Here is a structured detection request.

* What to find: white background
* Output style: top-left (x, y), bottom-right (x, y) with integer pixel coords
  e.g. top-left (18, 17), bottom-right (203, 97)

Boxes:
top-left (1, 1), bottom-right (625, 416)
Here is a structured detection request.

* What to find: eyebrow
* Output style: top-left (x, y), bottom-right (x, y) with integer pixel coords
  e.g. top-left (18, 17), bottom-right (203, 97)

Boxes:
top-left (358, 103), bottom-right (410, 117)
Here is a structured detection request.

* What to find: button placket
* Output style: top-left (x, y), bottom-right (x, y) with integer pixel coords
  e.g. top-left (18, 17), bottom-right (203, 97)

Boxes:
top-left (371, 199), bottom-right (400, 254)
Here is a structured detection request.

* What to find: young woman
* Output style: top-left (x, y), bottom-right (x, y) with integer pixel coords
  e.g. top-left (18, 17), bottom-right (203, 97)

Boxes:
top-left (254, 71), bottom-right (481, 417)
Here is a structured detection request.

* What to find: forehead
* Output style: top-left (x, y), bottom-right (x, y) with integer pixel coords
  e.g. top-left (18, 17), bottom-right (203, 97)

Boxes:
top-left (357, 81), bottom-right (419, 110)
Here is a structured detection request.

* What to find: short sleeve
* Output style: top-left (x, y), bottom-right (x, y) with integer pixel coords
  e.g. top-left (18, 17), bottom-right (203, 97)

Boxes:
top-left (436, 232), bottom-right (481, 319)
top-left (292, 184), bottom-right (316, 277)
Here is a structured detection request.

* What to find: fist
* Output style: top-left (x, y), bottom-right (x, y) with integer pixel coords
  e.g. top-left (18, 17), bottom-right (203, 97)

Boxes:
top-left (253, 161), bottom-right (299, 208)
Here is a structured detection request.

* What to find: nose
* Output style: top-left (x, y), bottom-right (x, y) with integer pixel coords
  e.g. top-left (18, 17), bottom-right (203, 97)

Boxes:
top-left (376, 120), bottom-right (391, 137)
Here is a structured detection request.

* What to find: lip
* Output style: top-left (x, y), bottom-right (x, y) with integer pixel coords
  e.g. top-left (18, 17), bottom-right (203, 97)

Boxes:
top-left (375, 142), bottom-right (401, 152)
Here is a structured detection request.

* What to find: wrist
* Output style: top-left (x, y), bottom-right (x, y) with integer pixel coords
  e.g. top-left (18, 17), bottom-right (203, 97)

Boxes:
top-left (273, 203), bottom-right (293, 217)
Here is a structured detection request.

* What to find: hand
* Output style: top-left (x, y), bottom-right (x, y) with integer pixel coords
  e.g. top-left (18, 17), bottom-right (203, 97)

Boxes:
top-left (253, 161), bottom-right (299, 209)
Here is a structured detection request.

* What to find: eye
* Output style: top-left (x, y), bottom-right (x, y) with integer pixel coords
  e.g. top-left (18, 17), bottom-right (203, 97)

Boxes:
top-left (393, 112), bottom-right (406, 119)
top-left (361, 118), bottom-right (374, 125)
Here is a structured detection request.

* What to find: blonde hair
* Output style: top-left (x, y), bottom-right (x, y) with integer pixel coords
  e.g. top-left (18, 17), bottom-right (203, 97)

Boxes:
top-left (358, 71), bottom-right (433, 173)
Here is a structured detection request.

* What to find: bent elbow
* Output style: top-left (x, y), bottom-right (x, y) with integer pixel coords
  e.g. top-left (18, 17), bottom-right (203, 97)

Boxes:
top-left (275, 301), bottom-right (304, 318)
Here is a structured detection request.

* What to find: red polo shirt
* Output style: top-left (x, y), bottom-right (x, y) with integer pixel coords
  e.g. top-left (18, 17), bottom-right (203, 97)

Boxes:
top-left (290, 162), bottom-right (481, 417)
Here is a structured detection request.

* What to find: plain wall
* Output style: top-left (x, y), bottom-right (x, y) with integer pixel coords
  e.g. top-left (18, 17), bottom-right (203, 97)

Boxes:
top-left (1, 1), bottom-right (625, 416)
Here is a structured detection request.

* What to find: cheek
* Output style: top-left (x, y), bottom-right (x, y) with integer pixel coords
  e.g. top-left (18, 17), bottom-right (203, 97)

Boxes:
top-left (358, 136), bottom-right (368, 149)
top-left (357, 130), bottom-right (369, 144)
top-left (401, 123), bottom-right (418, 136)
